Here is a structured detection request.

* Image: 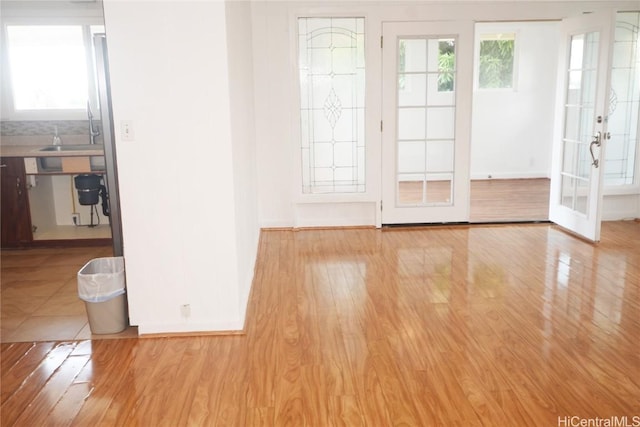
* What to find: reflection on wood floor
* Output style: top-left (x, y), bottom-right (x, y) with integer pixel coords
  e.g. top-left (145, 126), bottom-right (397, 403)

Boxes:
top-left (398, 178), bottom-right (550, 222)
top-left (2, 221), bottom-right (639, 425)
top-left (470, 178), bottom-right (550, 222)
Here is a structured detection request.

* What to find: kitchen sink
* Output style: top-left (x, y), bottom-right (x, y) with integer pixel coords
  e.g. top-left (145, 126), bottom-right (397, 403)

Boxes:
top-left (38, 144), bottom-right (104, 152)
top-left (36, 145), bottom-right (106, 172)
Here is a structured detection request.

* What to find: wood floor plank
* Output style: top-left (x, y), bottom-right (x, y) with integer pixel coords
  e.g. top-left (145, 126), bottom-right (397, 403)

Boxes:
top-left (1, 342), bottom-right (76, 426)
top-left (273, 371), bottom-right (304, 426)
top-left (1, 341), bottom-right (57, 404)
top-left (367, 338), bottom-right (423, 426)
top-left (246, 406), bottom-right (275, 427)
top-left (13, 354), bottom-right (90, 426)
top-left (69, 338), bottom-right (139, 426)
top-left (341, 334), bottom-right (394, 426)
top-left (317, 312), bottom-right (357, 397)
top-left (186, 337), bottom-right (244, 426)
top-left (300, 364), bottom-right (329, 426)
top-left (0, 342), bottom-right (35, 377)
top-left (328, 395), bottom-right (365, 427)
top-left (46, 356), bottom-right (95, 427)
top-left (46, 381), bottom-right (93, 427)
top-left (159, 336), bottom-right (209, 425)
top-left (119, 338), bottom-right (188, 426)
top-left (213, 337), bottom-right (250, 427)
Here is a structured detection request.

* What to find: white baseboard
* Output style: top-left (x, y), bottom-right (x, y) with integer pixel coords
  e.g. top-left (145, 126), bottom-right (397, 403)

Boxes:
top-left (259, 219), bottom-right (293, 229)
top-left (137, 319), bottom-right (244, 335)
top-left (602, 209), bottom-right (640, 221)
top-left (470, 172), bottom-right (550, 180)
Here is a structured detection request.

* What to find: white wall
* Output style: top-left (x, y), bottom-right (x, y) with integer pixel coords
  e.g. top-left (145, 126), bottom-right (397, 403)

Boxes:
top-left (226, 1), bottom-right (260, 324)
top-left (251, 2), bottom-right (297, 227)
top-left (103, 0), bottom-right (257, 334)
top-left (470, 21), bottom-right (559, 180)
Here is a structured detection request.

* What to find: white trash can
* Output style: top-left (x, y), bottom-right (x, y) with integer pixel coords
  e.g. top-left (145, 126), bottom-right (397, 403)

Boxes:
top-left (78, 256), bottom-right (127, 334)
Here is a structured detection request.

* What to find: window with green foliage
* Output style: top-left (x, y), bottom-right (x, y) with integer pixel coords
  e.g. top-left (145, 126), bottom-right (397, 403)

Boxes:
top-left (398, 39), bottom-right (455, 92)
top-left (438, 40), bottom-right (455, 91)
top-left (478, 33), bottom-right (515, 89)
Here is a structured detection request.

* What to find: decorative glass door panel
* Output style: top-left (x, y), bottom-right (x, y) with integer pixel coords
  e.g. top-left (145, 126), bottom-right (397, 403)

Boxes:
top-left (605, 12), bottom-right (640, 187)
top-left (298, 17), bottom-right (366, 194)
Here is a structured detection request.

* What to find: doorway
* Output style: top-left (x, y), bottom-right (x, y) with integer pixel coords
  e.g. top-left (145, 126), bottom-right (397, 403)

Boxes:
top-left (381, 20), bottom-right (473, 224)
top-left (0, 1), bottom-right (127, 342)
top-left (469, 21), bottom-right (559, 223)
top-left (381, 20), bottom-right (554, 225)
top-left (381, 13), bottom-right (639, 230)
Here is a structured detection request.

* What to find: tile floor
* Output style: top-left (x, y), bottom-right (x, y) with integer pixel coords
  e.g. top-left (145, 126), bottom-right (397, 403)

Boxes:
top-left (1, 245), bottom-right (137, 343)
top-left (32, 224), bottom-right (112, 240)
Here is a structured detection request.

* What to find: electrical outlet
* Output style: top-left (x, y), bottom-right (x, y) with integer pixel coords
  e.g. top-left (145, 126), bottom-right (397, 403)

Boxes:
top-left (71, 213), bottom-right (80, 226)
top-left (181, 304), bottom-right (191, 319)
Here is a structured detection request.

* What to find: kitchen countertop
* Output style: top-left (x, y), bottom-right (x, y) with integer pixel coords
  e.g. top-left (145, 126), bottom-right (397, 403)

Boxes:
top-left (0, 145), bottom-right (105, 158)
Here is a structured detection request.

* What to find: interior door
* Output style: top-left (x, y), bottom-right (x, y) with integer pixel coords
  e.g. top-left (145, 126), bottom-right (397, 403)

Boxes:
top-left (381, 21), bottom-right (473, 224)
top-left (549, 10), bottom-right (614, 242)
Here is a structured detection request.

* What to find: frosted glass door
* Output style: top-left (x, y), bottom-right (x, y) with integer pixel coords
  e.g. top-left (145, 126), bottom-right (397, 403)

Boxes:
top-left (382, 21), bottom-right (473, 224)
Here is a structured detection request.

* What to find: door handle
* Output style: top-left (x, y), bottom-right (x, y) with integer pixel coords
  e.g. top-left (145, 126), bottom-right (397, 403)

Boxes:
top-left (589, 131), bottom-right (601, 168)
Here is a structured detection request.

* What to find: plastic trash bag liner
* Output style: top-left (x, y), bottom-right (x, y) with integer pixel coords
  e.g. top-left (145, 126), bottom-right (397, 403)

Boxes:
top-left (78, 256), bottom-right (126, 303)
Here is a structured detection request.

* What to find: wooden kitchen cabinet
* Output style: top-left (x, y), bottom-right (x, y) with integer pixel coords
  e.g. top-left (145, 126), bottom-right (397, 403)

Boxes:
top-left (1, 157), bottom-right (33, 247)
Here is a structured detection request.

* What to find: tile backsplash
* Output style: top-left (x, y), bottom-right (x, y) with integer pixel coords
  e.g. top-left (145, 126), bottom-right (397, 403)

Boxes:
top-left (1, 120), bottom-right (98, 137)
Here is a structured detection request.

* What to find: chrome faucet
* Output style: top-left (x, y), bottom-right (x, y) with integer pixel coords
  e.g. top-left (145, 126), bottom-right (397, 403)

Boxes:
top-left (88, 101), bottom-right (100, 145)
top-left (52, 125), bottom-right (62, 145)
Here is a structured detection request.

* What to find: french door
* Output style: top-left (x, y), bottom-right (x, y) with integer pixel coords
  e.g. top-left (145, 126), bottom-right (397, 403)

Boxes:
top-left (549, 10), bottom-right (615, 242)
top-left (381, 21), bottom-right (473, 224)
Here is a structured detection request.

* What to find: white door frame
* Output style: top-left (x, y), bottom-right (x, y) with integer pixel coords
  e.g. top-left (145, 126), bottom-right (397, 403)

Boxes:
top-left (549, 10), bottom-right (615, 242)
top-left (381, 20), bottom-right (473, 225)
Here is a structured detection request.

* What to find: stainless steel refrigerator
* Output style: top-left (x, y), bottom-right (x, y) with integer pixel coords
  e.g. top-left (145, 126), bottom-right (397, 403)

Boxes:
top-left (94, 33), bottom-right (123, 257)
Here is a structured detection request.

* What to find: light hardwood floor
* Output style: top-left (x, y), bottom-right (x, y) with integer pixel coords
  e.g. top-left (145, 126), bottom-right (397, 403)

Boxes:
top-left (2, 177), bottom-right (549, 341)
top-left (470, 178), bottom-right (550, 222)
top-left (2, 221), bottom-right (639, 426)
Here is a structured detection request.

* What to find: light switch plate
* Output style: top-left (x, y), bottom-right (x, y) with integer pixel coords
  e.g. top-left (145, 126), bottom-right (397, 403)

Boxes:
top-left (121, 120), bottom-right (134, 141)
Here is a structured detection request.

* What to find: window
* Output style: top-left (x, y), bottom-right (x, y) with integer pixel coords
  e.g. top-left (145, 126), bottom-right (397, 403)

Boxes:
top-left (3, 24), bottom-right (104, 118)
top-left (437, 40), bottom-right (455, 92)
top-left (477, 33), bottom-right (515, 89)
top-left (396, 37), bottom-right (457, 206)
top-left (298, 17), bottom-right (366, 194)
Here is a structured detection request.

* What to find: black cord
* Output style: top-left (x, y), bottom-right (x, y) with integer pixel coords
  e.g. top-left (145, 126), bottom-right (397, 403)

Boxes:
top-left (79, 205), bottom-right (103, 227)
top-left (93, 204), bottom-right (101, 226)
